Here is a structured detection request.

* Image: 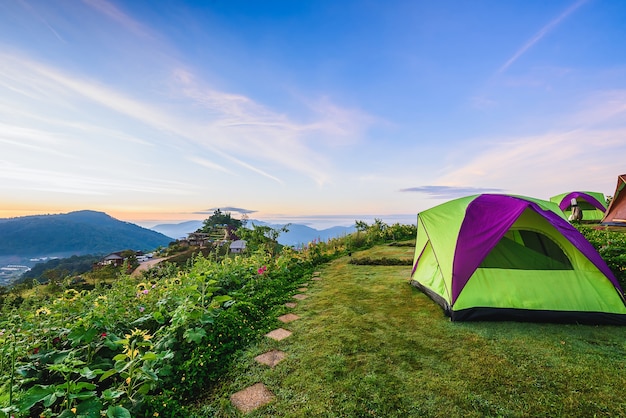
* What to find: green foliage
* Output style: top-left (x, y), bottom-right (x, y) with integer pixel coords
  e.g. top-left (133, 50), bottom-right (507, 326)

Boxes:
top-left (199, 209), bottom-right (243, 236)
top-left (20, 255), bottom-right (100, 283)
top-left (235, 223), bottom-right (290, 255)
top-left (348, 256), bottom-right (413, 266)
top-left (0, 236), bottom-right (321, 416)
top-left (12, 221), bottom-right (626, 418)
top-left (345, 220), bottom-right (417, 252)
top-left (576, 225), bottom-right (626, 288)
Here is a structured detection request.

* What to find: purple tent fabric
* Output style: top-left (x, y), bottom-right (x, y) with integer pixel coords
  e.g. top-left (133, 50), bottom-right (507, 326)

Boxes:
top-left (450, 195), bottom-right (623, 305)
top-left (558, 192), bottom-right (605, 212)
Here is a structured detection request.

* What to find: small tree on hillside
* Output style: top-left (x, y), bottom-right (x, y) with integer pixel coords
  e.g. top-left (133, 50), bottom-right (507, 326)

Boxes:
top-left (199, 209), bottom-right (243, 238)
top-left (235, 223), bottom-right (290, 256)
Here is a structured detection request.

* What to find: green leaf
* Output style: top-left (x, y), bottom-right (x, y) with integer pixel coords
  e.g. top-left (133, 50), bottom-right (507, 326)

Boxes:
top-left (69, 327), bottom-right (99, 345)
top-left (131, 314), bottom-right (153, 326)
top-left (80, 366), bottom-right (97, 379)
top-left (69, 390), bottom-right (96, 401)
top-left (43, 392), bottom-right (58, 408)
top-left (99, 368), bottom-right (117, 382)
top-left (183, 327), bottom-right (207, 344)
top-left (141, 351), bottom-right (157, 361)
top-left (152, 311), bottom-right (165, 324)
top-left (76, 398), bottom-right (104, 418)
top-left (73, 382), bottom-right (97, 391)
top-left (17, 384), bottom-right (56, 411)
top-left (212, 295), bottom-right (232, 304)
top-left (107, 405), bottom-right (131, 418)
top-left (200, 313), bottom-right (215, 325)
top-left (101, 388), bottom-right (125, 401)
top-left (112, 353), bottom-right (127, 361)
top-left (68, 326), bottom-right (87, 345)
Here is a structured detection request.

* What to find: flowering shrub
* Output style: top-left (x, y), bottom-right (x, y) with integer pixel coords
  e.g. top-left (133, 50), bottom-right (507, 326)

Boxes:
top-left (0, 250), bottom-right (315, 417)
top-left (0, 220), bottom-right (419, 417)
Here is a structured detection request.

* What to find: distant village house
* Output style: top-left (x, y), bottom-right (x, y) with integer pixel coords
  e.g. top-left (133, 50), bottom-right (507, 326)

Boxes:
top-left (229, 240), bottom-right (247, 254)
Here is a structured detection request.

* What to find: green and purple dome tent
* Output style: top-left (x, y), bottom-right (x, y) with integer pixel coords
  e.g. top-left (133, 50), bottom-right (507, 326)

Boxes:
top-left (550, 191), bottom-right (607, 222)
top-left (410, 194), bottom-right (626, 324)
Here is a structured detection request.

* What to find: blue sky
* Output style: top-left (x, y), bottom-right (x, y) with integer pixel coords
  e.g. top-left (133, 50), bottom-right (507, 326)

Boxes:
top-left (1, 0), bottom-right (625, 229)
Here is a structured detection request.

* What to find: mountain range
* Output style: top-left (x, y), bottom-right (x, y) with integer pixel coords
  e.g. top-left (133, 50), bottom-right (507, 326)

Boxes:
top-left (150, 219), bottom-right (356, 247)
top-left (0, 210), bottom-right (172, 267)
top-left (0, 211), bottom-right (356, 268)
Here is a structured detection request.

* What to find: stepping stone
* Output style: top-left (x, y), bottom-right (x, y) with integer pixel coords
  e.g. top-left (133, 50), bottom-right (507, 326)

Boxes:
top-left (265, 328), bottom-right (292, 341)
top-left (293, 294), bottom-right (309, 300)
top-left (278, 313), bottom-right (300, 323)
top-left (312, 271), bottom-right (321, 277)
top-left (254, 350), bottom-right (286, 368)
top-left (298, 287), bottom-right (308, 292)
top-left (311, 277), bottom-right (322, 281)
top-left (230, 382), bottom-right (275, 413)
top-left (284, 302), bottom-right (297, 308)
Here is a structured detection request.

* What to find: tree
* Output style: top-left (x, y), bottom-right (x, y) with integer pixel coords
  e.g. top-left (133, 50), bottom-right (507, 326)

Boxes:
top-left (199, 209), bottom-right (243, 233)
top-left (235, 223), bottom-right (290, 256)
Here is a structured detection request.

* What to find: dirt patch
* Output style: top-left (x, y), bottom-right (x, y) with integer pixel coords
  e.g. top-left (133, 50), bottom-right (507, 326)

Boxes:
top-left (131, 257), bottom-right (169, 277)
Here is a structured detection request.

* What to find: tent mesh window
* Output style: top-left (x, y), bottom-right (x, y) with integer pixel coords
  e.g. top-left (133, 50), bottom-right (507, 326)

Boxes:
top-left (480, 229), bottom-right (573, 270)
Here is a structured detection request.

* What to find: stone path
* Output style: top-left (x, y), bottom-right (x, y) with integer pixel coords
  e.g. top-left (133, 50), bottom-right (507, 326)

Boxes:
top-left (229, 271), bottom-right (321, 413)
top-left (230, 383), bottom-right (275, 414)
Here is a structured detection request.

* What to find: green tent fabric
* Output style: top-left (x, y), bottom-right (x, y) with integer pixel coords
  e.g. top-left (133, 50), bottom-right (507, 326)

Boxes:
top-left (410, 194), bottom-right (626, 324)
top-left (550, 191), bottom-right (607, 222)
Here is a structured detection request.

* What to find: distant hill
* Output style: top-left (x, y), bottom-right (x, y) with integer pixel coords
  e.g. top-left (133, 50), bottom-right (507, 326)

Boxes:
top-left (151, 219), bottom-right (356, 247)
top-left (151, 220), bottom-right (204, 240)
top-left (0, 210), bottom-right (173, 260)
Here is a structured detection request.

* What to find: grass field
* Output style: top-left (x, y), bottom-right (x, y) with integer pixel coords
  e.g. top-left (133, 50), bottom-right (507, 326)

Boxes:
top-left (194, 242), bottom-right (626, 417)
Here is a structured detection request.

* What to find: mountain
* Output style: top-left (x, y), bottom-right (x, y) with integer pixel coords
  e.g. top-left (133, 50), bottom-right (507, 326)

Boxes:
top-left (151, 220), bottom-right (204, 240)
top-left (0, 210), bottom-right (173, 260)
top-left (151, 219), bottom-right (356, 247)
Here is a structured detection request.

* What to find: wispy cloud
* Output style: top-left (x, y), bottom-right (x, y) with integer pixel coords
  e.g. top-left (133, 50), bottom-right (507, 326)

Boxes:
top-left (498, 0), bottom-right (589, 74)
top-left (0, 160), bottom-right (192, 195)
top-left (400, 186), bottom-right (505, 199)
top-left (0, 49), bottom-right (373, 187)
top-left (435, 128), bottom-right (626, 198)
top-left (18, 0), bottom-right (66, 43)
top-left (187, 157), bottom-right (232, 175)
top-left (81, 0), bottom-right (152, 38)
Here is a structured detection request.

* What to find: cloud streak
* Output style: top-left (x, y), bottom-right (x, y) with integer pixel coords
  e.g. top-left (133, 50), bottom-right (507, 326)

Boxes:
top-left (0, 50), bottom-right (369, 187)
top-left (498, 0), bottom-right (589, 74)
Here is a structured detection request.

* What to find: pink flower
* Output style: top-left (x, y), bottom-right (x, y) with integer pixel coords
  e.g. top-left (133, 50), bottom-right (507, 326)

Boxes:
top-left (257, 265), bottom-right (268, 275)
top-left (139, 306), bottom-right (145, 312)
top-left (142, 289), bottom-right (149, 295)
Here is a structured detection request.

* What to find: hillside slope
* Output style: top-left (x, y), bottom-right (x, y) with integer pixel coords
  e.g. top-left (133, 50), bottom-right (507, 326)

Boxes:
top-left (0, 210), bottom-right (172, 257)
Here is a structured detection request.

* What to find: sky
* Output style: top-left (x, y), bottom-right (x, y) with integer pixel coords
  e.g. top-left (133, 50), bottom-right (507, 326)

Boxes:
top-left (1, 0), bottom-right (626, 230)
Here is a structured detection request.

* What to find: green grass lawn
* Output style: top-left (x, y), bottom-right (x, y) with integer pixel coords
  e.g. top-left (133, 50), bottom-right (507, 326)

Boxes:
top-left (193, 243), bottom-right (626, 417)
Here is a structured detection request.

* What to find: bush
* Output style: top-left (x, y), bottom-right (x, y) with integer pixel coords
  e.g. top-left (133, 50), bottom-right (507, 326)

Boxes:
top-left (348, 257), bottom-right (413, 266)
top-left (577, 225), bottom-right (626, 288)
